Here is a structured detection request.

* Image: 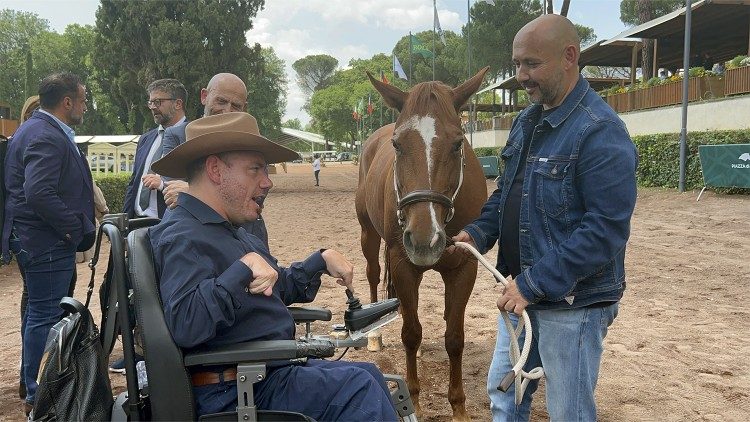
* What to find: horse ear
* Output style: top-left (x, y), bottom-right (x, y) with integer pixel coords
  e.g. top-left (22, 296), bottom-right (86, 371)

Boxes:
top-left (452, 66), bottom-right (490, 111)
top-left (367, 71), bottom-right (406, 111)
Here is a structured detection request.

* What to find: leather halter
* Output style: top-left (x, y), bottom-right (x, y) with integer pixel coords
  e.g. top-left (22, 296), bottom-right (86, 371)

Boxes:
top-left (393, 143), bottom-right (465, 229)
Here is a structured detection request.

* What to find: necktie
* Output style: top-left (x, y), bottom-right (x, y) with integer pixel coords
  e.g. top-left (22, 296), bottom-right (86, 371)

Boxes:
top-left (138, 128), bottom-right (164, 212)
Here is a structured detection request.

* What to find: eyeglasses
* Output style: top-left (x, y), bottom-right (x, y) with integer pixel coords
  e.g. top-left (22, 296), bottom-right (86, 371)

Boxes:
top-left (146, 98), bottom-right (176, 108)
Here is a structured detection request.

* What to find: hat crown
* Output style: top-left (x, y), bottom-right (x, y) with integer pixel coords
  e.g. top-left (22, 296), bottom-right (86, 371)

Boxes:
top-left (185, 112), bottom-right (260, 142)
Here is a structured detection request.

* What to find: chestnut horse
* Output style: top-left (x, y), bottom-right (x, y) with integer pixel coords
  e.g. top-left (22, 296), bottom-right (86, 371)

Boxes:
top-left (355, 68), bottom-right (489, 420)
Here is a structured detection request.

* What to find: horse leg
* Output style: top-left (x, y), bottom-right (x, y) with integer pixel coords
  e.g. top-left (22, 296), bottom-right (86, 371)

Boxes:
top-left (439, 260), bottom-right (478, 422)
top-left (359, 221), bottom-right (382, 303)
top-left (390, 248), bottom-right (424, 416)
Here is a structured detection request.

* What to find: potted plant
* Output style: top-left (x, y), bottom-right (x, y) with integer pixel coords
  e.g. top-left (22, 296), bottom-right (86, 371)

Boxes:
top-left (725, 55), bottom-right (750, 96)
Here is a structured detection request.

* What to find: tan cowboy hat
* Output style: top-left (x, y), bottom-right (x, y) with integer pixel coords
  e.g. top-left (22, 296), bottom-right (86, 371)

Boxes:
top-left (152, 112), bottom-right (299, 178)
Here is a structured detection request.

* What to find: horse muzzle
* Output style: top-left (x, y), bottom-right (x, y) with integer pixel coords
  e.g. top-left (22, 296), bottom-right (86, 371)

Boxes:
top-left (403, 227), bottom-right (447, 266)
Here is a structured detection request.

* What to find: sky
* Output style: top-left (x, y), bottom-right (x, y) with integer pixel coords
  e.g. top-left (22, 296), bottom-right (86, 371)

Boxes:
top-left (1, 0), bottom-right (630, 126)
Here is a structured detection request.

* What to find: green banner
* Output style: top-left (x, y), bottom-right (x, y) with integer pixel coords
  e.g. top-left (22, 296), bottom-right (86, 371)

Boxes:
top-left (698, 143), bottom-right (750, 188)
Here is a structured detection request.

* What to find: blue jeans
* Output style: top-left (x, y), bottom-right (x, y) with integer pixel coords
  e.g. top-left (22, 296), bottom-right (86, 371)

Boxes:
top-left (487, 303), bottom-right (618, 421)
top-left (193, 359), bottom-right (397, 421)
top-left (18, 240), bottom-right (77, 405)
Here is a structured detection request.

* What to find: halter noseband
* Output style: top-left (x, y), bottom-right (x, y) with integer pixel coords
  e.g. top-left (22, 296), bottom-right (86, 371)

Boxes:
top-left (393, 143), bottom-right (465, 228)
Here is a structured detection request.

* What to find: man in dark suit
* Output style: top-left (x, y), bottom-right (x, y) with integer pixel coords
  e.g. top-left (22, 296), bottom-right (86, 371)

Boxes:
top-left (2, 72), bottom-right (94, 414)
top-left (123, 78), bottom-right (187, 219)
top-left (160, 73), bottom-right (269, 247)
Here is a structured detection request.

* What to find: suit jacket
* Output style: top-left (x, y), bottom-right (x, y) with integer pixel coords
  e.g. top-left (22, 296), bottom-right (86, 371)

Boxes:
top-left (161, 121), bottom-right (187, 159)
top-left (2, 110), bottom-right (95, 260)
top-left (123, 128), bottom-right (166, 218)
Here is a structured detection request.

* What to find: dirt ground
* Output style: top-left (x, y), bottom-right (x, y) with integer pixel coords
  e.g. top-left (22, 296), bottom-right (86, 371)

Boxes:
top-left (0, 162), bottom-right (748, 421)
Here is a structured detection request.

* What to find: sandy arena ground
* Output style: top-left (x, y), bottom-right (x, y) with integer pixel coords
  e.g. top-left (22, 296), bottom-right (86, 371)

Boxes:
top-left (0, 162), bottom-right (748, 421)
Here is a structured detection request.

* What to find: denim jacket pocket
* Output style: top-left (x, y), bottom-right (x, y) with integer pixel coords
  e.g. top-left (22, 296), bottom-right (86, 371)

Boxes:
top-left (534, 160), bottom-right (571, 217)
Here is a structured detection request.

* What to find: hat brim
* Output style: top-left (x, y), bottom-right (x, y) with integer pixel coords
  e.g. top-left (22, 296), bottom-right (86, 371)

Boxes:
top-left (152, 131), bottom-right (300, 178)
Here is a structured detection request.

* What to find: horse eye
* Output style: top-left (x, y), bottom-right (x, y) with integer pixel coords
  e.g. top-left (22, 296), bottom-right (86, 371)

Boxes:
top-left (452, 140), bottom-right (463, 152)
top-left (392, 140), bottom-right (401, 152)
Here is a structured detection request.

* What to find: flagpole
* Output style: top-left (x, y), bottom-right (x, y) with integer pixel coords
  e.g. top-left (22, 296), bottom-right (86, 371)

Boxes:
top-left (432, 0), bottom-right (436, 81)
top-left (408, 31), bottom-right (413, 85)
top-left (467, 0), bottom-right (474, 147)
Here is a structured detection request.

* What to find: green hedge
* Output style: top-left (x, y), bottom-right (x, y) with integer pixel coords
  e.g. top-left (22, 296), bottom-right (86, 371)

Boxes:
top-left (633, 129), bottom-right (750, 193)
top-left (474, 147), bottom-right (501, 157)
top-left (473, 129), bottom-right (750, 194)
top-left (93, 172), bottom-right (132, 215)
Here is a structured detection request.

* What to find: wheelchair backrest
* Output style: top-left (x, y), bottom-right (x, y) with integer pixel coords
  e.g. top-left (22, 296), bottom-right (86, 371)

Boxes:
top-left (127, 227), bottom-right (196, 421)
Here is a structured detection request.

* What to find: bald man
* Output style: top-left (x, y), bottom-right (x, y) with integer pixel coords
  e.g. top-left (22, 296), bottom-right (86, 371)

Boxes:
top-left (160, 73), bottom-right (270, 246)
top-left (452, 15), bottom-right (637, 420)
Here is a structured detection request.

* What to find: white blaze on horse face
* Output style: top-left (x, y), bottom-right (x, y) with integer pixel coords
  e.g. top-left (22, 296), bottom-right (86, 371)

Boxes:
top-left (395, 115), bottom-right (441, 235)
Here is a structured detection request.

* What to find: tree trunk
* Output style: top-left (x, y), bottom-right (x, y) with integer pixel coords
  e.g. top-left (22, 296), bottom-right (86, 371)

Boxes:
top-left (561, 0), bottom-right (571, 16)
top-left (637, 0), bottom-right (653, 80)
top-left (545, 0), bottom-right (554, 14)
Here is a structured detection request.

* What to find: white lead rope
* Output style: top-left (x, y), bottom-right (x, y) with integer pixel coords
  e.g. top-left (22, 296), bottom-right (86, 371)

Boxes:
top-left (453, 241), bottom-right (545, 405)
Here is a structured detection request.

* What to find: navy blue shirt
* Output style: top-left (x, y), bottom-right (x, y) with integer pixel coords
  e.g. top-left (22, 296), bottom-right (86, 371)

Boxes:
top-left (150, 193), bottom-right (327, 350)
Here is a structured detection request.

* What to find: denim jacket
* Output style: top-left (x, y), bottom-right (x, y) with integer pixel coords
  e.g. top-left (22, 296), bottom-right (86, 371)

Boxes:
top-left (464, 76), bottom-right (638, 310)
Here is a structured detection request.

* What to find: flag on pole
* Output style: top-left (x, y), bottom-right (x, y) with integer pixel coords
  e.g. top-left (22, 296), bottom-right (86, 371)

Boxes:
top-left (410, 35), bottom-right (434, 58)
top-left (393, 55), bottom-right (408, 80)
top-left (380, 70), bottom-right (390, 84)
top-left (357, 98), bottom-right (365, 119)
top-left (367, 94), bottom-right (374, 115)
top-left (434, 4), bottom-right (446, 46)
top-left (352, 104), bottom-right (359, 121)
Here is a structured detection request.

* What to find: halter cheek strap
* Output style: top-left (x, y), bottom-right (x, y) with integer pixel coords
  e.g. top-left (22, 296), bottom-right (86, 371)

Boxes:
top-left (393, 144), bottom-right (465, 228)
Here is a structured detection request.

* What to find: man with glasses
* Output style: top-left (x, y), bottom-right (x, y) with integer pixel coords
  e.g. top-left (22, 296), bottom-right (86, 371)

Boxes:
top-left (123, 78), bottom-right (187, 219)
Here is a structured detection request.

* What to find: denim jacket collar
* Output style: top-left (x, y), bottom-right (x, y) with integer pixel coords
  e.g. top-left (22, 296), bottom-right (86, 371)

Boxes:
top-left (523, 75), bottom-right (590, 129)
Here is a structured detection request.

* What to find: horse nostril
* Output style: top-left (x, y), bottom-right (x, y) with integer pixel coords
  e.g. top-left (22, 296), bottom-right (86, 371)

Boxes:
top-left (403, 230), bottom-right (413, 250)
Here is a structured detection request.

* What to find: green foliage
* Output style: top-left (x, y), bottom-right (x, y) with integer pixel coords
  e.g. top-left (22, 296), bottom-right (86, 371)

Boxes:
top-left (619, 0), bottom-right (684, 26)
top-left (632, 129), bottom-right (750, 193)
top-left (292, 54), bottom-right (338, 97)
top-left (391, 31), bottom-right (464, 86)
top-left (93, 0), bottom-right (270, 134)
top-left (246, 47), bottom-right (287, 139)
top-left (468, 0), bottom-right (542, 81)
top-left (93, 172), bottom-right (132, 215)
top-left (473, 147), bottom-right (502, 157)
top-left (309, 53), bottom-right (398, 146)
top-left (726, 55), bottom-right (749, 70)
top-left (574, 24), bottom-right (597, 47)
top-left (283, 118), bottom-right (303, 130)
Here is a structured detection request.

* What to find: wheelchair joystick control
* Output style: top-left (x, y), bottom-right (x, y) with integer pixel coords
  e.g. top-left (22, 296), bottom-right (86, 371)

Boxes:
top-left (344, 291), bottom-right (400, 334)
top-left (345, 288), bottom-right (362, 310)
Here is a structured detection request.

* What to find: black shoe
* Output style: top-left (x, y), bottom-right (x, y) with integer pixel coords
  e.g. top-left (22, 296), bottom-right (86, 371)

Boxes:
top-left (23, 402), bottom-right (32, 417)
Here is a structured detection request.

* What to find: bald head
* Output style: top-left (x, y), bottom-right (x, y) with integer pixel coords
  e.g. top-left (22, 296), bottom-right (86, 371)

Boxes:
top-left (512, 14), bottom-right (581, 109)
top-left (515, 14), bottom-right (580, 63)
top-left (201, 73), bottom-right (248, 116)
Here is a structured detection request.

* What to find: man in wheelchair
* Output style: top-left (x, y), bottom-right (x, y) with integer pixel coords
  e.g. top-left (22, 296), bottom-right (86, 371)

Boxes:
top-left (147, 112), bottom-right (398, 421)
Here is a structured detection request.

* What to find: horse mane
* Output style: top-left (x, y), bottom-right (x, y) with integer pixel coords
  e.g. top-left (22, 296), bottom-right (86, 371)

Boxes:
top-left (401, 81), bottom-right (458, 124)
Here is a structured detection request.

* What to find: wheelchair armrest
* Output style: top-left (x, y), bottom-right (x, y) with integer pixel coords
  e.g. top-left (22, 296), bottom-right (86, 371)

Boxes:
top-left (288, 306), bottom-right (332, 323)
top-left (184, 339), bottom-right (335, 367)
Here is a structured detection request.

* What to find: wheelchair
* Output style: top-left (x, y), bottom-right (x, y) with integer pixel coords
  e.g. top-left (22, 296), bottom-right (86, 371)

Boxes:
top-left (92, 214), bottom-right (416, 421)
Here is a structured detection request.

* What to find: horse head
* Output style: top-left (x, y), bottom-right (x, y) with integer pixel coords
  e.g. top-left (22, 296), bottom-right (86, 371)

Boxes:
top-left (367, 67), bottom-right (488, 266)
